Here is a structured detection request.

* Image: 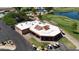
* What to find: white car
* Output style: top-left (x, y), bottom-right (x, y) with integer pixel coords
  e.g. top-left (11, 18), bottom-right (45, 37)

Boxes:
top-left (53, 42), bottom-right (60, 48)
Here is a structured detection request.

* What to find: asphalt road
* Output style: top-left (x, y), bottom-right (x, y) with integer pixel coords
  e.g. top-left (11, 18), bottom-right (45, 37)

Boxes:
top-left (0, 20), bottom-right (33, 51)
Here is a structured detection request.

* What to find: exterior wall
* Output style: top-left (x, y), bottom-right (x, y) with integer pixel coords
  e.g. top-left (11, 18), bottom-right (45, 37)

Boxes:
top-left (41, 36), bottom-right (53, 41)
top-left (53, 33), bottom-right (63, 41)
top-left (15, 27), bottom-right (22, 35)
top-left (22, 29), bottom-right (30, 35)
top-left (30, 31), bottom-right (41, 38)
top-left (41, 33), bottom-right (63, 41)
top-left (15, 26), bottom-right (30, 35)
top-left (30, 30), bottom-right (63, 41)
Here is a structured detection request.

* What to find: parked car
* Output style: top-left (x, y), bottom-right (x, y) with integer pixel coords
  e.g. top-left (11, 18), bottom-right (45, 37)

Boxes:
top-left (37, 46), bottom-right (42, 51)
top-left (1, 42), bottom-right (6, 45)
top-left (47, 44), bottom-right (53, 50)
top-left (32, 44), bottom-right (37, 50)
top-left (53, 43), bottom-right (58, 49)
top-left (11, 26), bottom-right (15, 30)
top-left (53, 42), bottom-right (60, 49)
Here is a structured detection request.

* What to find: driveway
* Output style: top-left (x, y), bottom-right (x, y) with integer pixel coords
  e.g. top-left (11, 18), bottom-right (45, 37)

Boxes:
top-left (0, 20), bottom-right (33, 51)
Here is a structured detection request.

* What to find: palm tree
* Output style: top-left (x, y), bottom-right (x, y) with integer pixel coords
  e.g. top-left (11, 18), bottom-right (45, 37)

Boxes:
top-left (14, 7), bottom-right (31, 21)
top-left (15, 7), bottom-right (41, 21)
top-left (44, 7), bottom-right (54, 14)
top-left (14, 7), bottom-right (22, 13)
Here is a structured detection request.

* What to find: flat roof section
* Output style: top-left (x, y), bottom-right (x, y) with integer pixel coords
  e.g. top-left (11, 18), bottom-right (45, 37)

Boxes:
top-left (30, 22), bottom-right (61, 37)
top-left (15, 20), bottom-right (40, 30)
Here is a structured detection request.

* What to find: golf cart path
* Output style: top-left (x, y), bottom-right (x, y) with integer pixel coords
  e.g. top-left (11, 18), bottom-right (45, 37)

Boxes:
top-left (63, 31), bottom-right (79, 49)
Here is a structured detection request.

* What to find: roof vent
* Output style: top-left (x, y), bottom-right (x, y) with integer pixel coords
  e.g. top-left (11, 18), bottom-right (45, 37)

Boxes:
top-left (35, 25), bottom-right (43, 30)
top-left (43, 25), bottom-right (50, 30)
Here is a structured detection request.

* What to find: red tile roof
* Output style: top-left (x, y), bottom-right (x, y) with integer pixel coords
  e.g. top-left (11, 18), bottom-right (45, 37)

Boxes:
top-left (43, 25), bottom-right (49, 30)
top-left (34, 25), bottom-right (43, 30)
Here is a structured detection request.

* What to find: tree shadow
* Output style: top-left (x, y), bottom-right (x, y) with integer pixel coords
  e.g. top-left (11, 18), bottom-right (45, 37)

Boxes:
top-left (73, 31), bottom-right (79, 34)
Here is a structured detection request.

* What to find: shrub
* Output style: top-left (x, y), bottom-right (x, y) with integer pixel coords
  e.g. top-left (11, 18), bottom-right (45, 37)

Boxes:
top-left (3, 12), bottom-right (17, 26)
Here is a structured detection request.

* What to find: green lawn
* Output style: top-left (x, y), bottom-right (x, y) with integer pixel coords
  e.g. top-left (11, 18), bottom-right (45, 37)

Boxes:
top-left (59, 38), bottom-right (76, 49)
top-left (53, 7), bottom-right (79, 12)
top-left (28, 38), bottom-right (49, 48)
top-left (42, 14), bottom-right (79, 40)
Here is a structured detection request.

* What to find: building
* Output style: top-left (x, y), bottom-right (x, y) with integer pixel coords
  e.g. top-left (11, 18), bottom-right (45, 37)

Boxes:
top-left (34, 7), bottom-right (47, 15)
top-left (15, 20), bottom-right (63, 41)
top-left (15, 21), bottom-right (40, 35)
top-left (0, 7), bottom-right (15, 13)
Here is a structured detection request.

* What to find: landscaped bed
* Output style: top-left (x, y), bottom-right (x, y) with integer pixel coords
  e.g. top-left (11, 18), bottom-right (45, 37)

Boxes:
top-left (28, 37), bottom-right (76, 49)
top-left (28, 38), bottom-right (49, 48)
top-left (53, 7), bottom-right (79, 12)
